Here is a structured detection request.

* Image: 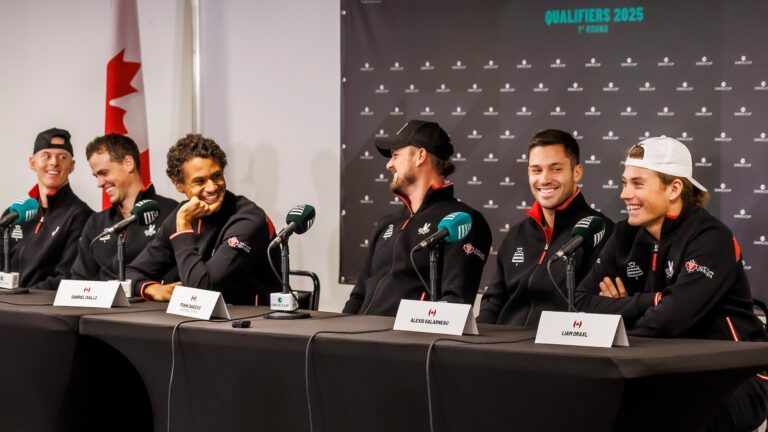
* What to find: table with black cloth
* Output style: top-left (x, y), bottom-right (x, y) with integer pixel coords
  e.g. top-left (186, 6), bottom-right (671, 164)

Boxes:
top-left (0, 290), bottom-right (167, 432)
top-left (79, 307), bottom-right (768, 432)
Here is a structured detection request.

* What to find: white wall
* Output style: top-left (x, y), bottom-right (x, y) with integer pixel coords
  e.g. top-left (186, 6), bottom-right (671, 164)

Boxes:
top-left (0, 0), bottom-right (349, 311)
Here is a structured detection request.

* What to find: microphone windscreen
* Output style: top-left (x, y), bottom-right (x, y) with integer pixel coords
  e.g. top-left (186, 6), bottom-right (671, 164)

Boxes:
top-left (8, 198), bottom-right (39, 224)
top-left (131, 199), bottom-right (161, 226)
top-left (437, 212), bottom-right (472, 243)
top-left (285, 204), bottom-right (316, 234)
top-left (571, 216), bottom-right (606, 247)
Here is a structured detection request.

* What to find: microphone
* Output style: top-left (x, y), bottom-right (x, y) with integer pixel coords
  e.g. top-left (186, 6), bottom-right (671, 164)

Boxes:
top-left (269, 204), bottom-right (316, 248)
top-left (549, 216), bottom-right (606, 262)
top-left (92, 199), bottom-right (160, 242)
top-left (0, 198), bottom-right (40, 228)
top-left (412, 212), bottom-right (472, 252)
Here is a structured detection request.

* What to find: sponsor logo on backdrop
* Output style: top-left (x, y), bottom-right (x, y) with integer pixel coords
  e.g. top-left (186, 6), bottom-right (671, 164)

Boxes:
top-left (621, 106), bottom-right (636, 116)
top-left (696, 56), bottom-right (713, 66)
top-left (420, 107), bottom-right (434, 116)
top-left (657, 106), bottom-right (674, 116)
top-left (484, 153), bottom-right (499, 162)
top-left (484, 200), bottom-right (500, 209)
top-left (516, 154), bottom-right (528, 163)
top-left (603, 82), bottom-right (619, 92)
top-left (451, 152), bottom-right (466, 162)
top-left (484, 106), bottom-right (498, 116)
top-left (405, 84), bottom-right (419, 93)
top-left (467, 176), bottom-right (482, 185)
top-left (572, 131), bottom-right (583, 139)
top-left (755, 81), bottom-right (768, 91)
top-left (734, 157), bottom-right (751, 168)
top-left (360, 62), bottom-right (373, 71)
top-left (658, 56), bottom-right (674, 66)
top-left (754, 132), bottom-right (768, 143)
top-left (735, 55), bottom-right (752, 65)
top-left (715, 132), bottom-right (731, 142)
top-left (754, 184), bottom-right (768, 194)
top-left (500, 223), bottom-right (511, 233)
top-left (452, 60), bottom-right (466, 70)
top-left (602, 179), bottom-right (619, 189)
top-left (550, 106), bottom-right (566, 116)
top-left (734, 209), bottom-right (752, 219)
top-left (517, 106), bottom-right (532, 116)
top-left (585, 155), bottom-right (602, 165)
top-left (452, 106), bottom-right (466, 116)
top-left (359, 239), bottom-right (369, 248)
top-left (360, 195), bottom-right (373, 204)
top-left (621, 57), bottom-right (637, 67)
top-left (389, 61), bottom-right (403, 71)
top-left (695, 157), bottom-right (712, 167)
top-left (677, 132), bottom-right (692, 142)
top-left (436, 83), bottom-right (450, 93)
top-left (375, 129), bottom-right (388, 138)
top-left (754, 236), bottom-right (768, 246)
top-left (360, 151), bottom-right (373, 160)
top-left (500, 177), bottom-right (515, 186)
top-left (500, 130), bottom-right (515, 139)
top-left (516, 59), bottom-right (531, 69)
top-left (534, 82), bottom-right (549, 92)
top-left (390, 107), bottom-right (403, 116)
top-left (734, 107), bottom-right (752, 117)
top-left (375, 84), bottom-right (388, 94)
top-left (585, 106), bottom-right (601, 116)
top-left (602, 131), bottom-right (619, 141)
top-left (484, 60), bottom-right (498, 70)
top-left (715, 81), bottom-right (732, 91)
top-left (639, 82), bottom-right (655, 92)
top-left (500, 83), bottom-right (515, 92)
top-left (714, 183), bottom-right (732, 193)
top-left (468, 83), bottom-right (482, 93)
top-left (420, 61), bottom-right (434, 71)
top-left (468, 130), bottom-right (482, 139)
top-left (515, 201), bottom-right (531, 210)
top-left (585, 57), bottom-right (601, 67)
top-left (569, 82), bottom-right (584, 92)
top-left (360, 107), bottom-right (373, 116)
top-left (550, 58), bottom-right (566, 68)
top-left (696, 107), bottom-right (712, 117)
top-left (676, 81), bottom-right (693, 91)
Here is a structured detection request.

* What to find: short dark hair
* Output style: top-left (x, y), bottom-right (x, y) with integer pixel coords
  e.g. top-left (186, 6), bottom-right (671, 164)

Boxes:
top-left (430, 154), bottom-right (456, 178)
top-left (166, 134), bottom-right (228, 184)
top-left (528, 129), bottom-right (580, 167)
top-left (85, 133), bottom-right (141, 172)
top-left (627, 145), bottom-right (709, 207)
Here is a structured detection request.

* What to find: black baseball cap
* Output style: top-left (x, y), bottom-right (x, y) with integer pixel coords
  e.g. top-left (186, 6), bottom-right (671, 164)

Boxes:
top-left (375, 120), bottom-right (454, 160)
top-left (33, 127), bottom-right (73, 156)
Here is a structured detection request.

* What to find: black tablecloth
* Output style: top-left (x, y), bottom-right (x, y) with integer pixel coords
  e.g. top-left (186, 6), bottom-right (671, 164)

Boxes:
top-left (0, 290), bottom-right (166, 432)
top-left (80, 308), bottom-right (768, 432)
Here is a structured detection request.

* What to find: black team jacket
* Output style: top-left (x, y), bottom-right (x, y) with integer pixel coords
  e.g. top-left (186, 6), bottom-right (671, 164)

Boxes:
top-left (575, 205), bottom-right (768, 343)
top-left (0, 183), bottom-right (93, 290)
top-left (477, 191), bottom-right (614, 327)
top-left (343, 184), bottom-right (492, 317)
top-left (126, 191), bottom-right (281, 305)
top-left (71, 184), bottom-right (178, 281)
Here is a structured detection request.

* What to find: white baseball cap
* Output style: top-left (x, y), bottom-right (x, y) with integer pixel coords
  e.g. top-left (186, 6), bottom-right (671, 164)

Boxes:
top-left (624, 137), bottom-right (707, 192)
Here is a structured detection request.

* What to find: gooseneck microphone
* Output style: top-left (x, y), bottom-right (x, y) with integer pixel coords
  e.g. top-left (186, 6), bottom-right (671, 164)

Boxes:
top-left (549, 216), bottom-right (606, 262)
top-left (0, 198), bottom-right (39, 228)
top-left (269, 204), bottom-right (316, 248)
top-left (412, 211), bottom-right (473, 252)
top-left (91, 199), bottom-right (161, 243)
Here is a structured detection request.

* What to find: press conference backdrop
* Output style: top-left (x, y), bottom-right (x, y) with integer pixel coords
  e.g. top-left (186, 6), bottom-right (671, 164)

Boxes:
top-left (340, 0), bottom-right (768, 302)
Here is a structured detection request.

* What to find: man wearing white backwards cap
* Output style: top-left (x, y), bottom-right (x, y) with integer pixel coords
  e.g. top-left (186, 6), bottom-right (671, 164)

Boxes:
top-left (576, 137), bottom-right (767, 431)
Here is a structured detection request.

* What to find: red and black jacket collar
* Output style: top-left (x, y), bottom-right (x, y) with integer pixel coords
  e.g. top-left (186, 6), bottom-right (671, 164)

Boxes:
top-left (525, 189), bottom-right (589, 235)
top-left (28, 182), bottom-right (75, 211)
top-left (394, 182), bottom-right (454, 215)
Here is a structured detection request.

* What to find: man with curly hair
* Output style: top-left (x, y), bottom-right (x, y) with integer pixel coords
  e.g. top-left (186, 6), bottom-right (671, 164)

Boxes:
top-left (126, 134), bottom-right (281, 305)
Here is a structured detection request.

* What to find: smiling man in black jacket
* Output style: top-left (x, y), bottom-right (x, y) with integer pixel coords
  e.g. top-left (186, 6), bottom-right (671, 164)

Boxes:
top-left (72, 134), bottom-right (177, 282)
top-left (126, 134), bottom-right (281, 305)
top-left (575, 137), bottom-right (768, 431)
top-left (343, 120), bottom-right (492, 317)
top-left (478, 129), bottom-right (614, 327)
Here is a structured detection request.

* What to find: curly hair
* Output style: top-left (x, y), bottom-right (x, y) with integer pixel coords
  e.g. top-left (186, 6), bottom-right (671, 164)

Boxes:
top-left (166, 134), bottom-right (228, 184)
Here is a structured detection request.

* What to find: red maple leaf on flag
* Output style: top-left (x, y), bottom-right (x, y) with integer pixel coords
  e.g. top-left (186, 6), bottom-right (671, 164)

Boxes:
top-left (105, 49), bottom-right (141, 134)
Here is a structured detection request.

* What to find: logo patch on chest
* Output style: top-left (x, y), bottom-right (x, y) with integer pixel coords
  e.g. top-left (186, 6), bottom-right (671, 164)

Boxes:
top-left (626, 261), bottom-right (643, 279)
top-left (144, 224), bottom-right (157, 237)
top-left (417, 223), bottom-right (431, 235)
top-left (684, 259), bottom-right (714, 278)
top-left (511, 247), bottom-right (524, 265)
top-left (382, 224), bottom-right (394, 240)
top-left (665, 260), bottom-right (674, 278)
top-left (11, 225), bottom-right (22, 240)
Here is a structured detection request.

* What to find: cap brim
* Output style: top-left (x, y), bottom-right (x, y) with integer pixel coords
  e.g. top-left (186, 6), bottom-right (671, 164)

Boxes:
top-left (689, 177), bottom-right (707, 192)
top-left (374, 136), bottom-right (408, 157)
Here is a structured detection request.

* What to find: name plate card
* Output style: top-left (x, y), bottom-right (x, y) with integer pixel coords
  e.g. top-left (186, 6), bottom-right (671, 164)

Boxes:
top-left (394, 299), bottom-right (479, 336)
top-left (54, 280), bottom-right (129, 308)
top-left (166, 286), bottom-right (230, 320)
top-left (535, 311), bottom-right (629, 348)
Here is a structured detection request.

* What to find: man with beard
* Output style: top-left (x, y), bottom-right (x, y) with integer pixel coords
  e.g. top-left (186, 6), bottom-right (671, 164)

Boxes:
top-left (71, 133), bottom-right (177, 282)
top-left (126, 134), bottom-right (281, 305)
top-left (477, 129), bottom-right (614, 327)
top-left (0, 128), bottom-right (93, 290)
top-left (343, 120), bottom-right (492, 316)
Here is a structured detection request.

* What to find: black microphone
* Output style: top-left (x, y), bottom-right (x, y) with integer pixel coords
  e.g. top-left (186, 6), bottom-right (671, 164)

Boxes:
top-left (0, 198), bottom-right (39, 228)
top-left (412, 212), bottom-right (472, 252)
top-left (269, 204), bottom-right (316, 248)
top-left (92, 199), bottom-right (160, 242)
top-left (549, 216), bottom-right (606, 262)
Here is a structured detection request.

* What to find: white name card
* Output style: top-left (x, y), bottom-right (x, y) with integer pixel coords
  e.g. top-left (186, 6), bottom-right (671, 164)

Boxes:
top-left (109, 279), bottom-right (132, 299)
top-left (535, 311), bottom-right (629, 348)
top-left (394, 299), bottom-right (479, 336)
top-left (54, 280), bottom-right (129, 308)
top-left (166, 286), bottom-right (230, 320)
top-left (0, 272), bottom-right (19, 289)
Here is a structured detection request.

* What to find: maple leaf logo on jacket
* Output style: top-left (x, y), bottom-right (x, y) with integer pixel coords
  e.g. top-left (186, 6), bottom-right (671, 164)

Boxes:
top-left (227, 237), bottom-right (251, 253)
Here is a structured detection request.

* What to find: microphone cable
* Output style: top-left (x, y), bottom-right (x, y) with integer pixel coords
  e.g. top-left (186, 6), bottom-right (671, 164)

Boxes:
top-left (304, 319), bottom-right (394, 432)
top-left (167, 310), bottom-right (277, 432)
top-left (546, 257), bottom-right (579, 312)
top-left (425, 335), bottom-right (536, 432)
top-left (266, 244), bottom-right (300, 304)
top-left (410, 247), bottom-right (432, 299)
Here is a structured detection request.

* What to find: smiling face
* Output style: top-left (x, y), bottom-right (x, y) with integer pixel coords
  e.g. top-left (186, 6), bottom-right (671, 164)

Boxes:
top-left (386, 146), bottom-right (420, 196)
top-left (620, 165), bottom-right (682, 239)
top-left (29, 137), bottom-right (75, 190)
top-left (174, 157), bottom-right (226, 209)
top-left (527, 144), bottom-right (582, 211)
top-left (88, 150), bottom-right (139, 206)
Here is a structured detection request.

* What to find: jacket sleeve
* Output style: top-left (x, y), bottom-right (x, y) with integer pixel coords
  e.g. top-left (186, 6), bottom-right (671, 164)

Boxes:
top-left (71, 214), bottom-right (101, 280)
top-left (342, 227), bottom-right (380, 314)
top-left (170, 212), bottom-right (271, 291)
top-left (476, 247), bottom-right (510, 324)
top-left (126, 215), bottom-right (178, 296)
top-left (574, 232), bottom-right (655, 321)
top-left (440, 211), bottom-right (492, 305)
top-left (630, 226), bottom-right (740, 337)
top-left (30, 206), bottom-right (93, 290)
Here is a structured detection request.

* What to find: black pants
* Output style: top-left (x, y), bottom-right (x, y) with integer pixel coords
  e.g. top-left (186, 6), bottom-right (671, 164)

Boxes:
top-left (708, 374), bottom-right (768, 432)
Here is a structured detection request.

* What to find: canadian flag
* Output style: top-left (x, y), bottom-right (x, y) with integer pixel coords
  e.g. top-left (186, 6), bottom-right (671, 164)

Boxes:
top-left (105, 0), bottom-right (150, 209)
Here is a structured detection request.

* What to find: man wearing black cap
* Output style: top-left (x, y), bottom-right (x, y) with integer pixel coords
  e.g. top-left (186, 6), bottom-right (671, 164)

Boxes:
top-left (343, 120), bottom-right (492, 316)
top-left (71, 133), bottom-right (177, 282)
top-left (0, 128), bottom-right (93, 290)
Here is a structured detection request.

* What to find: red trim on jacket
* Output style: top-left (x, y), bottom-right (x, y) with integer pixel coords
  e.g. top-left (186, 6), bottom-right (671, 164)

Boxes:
top-left (725, 316), bottom-right (740, 342)
top-left (733, 236), bottom-right (741, 262)
top-left (266, 216), bottom-right (276, 238)
top-left (170, 230), bottom-right (193, 240)
top-left (653, 292), bottom-right (662, 306)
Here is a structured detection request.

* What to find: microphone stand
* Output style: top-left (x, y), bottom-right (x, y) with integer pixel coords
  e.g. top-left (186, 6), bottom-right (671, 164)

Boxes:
top-left (0, 226), bottom-right (28, 294)
top-left (266, 241), bottom-right (310, 320)
top-left (427, 244), bottom-right (441, 302)
top-left (117, 231), bottom-right (127, 281)
top-left (566, 254), bottom-right (576, 312)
